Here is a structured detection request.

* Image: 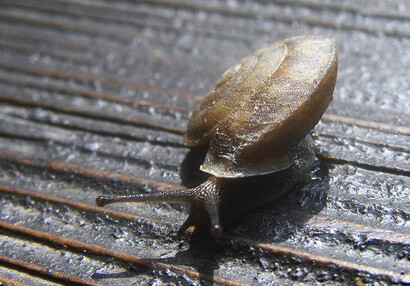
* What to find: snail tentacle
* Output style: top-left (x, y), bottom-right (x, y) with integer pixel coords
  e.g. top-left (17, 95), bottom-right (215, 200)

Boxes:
top-left (96, 188), bottom-right (193, 207)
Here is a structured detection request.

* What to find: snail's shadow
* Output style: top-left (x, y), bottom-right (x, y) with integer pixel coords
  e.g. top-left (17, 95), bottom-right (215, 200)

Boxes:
top-left (230, 159), bottom-right (330, 243)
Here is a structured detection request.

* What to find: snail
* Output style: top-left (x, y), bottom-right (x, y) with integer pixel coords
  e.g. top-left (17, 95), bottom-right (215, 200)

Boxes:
top-left (96, 35), bottom-right (338, 238)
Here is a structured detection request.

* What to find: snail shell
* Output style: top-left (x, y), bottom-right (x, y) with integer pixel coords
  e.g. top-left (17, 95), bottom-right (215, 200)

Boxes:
top-left (184, 35), bottom-right (337, 178)
top-left (96, 35), bottom-right (338, 238)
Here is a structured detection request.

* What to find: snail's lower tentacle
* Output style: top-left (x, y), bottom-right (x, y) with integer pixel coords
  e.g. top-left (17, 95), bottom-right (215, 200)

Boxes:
top-left (177, 215), bottom-right (196, 236)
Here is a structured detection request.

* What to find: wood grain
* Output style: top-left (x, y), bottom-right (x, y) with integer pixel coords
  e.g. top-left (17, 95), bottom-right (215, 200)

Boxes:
top-left (0, 0), bottom-right (408, 285)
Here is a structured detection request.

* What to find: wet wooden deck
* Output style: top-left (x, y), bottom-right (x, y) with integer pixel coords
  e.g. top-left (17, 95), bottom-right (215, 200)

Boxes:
top-left (0, 0), bottom-right (409, 285)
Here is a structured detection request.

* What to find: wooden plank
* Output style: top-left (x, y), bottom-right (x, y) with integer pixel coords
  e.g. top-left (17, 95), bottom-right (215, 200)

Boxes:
top-left (0, 0), bottom-right (408, 284)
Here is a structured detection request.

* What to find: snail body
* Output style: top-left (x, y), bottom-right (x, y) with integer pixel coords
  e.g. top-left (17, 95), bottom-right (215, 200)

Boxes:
top-left (96, 35), bottom-right (338, 238)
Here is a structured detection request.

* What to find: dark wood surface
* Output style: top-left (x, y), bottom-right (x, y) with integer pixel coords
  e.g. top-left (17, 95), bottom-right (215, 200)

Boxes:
top-left (0, 0), bottom-right (409, 285)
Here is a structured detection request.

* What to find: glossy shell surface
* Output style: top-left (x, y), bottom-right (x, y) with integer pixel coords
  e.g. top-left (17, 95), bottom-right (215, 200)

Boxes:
top-left (183, 35), bottom-right (338, 178)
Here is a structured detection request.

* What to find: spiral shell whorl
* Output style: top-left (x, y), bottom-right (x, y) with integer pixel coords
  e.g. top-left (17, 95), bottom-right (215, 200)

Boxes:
top-left (184, 35), bottom-right (337, 178)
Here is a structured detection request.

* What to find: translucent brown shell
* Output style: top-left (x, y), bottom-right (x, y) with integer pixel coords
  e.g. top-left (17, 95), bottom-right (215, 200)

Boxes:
top-left (183, 35), bottom-right (338, 178)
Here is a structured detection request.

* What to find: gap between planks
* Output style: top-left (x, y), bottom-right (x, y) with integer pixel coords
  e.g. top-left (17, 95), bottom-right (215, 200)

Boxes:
top-left (0, 255), bottom-right (102, 286)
